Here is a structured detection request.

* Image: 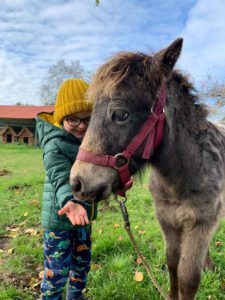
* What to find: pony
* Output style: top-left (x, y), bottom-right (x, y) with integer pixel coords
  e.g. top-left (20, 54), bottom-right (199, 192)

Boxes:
top-left (70, 38), bottom-right (225, 300)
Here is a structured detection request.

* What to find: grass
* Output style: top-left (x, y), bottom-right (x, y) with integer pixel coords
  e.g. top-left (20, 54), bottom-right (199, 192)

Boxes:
top-left (0, 143), bottom-right (225, 300)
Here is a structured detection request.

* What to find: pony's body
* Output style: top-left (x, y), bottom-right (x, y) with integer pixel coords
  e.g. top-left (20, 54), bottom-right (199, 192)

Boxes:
top-left (70, 39), bottom-right (225, 299)
top-left (150, 118), bottom-right (225, 299)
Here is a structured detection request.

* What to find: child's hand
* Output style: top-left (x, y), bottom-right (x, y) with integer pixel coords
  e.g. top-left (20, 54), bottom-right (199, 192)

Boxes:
top-left (58, 202), bottom-right (89, 226)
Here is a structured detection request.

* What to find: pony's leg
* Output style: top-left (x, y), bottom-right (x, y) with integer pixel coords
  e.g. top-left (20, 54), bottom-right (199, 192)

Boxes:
top-left (203, 250), bottom-right (214, 271)
top-left (159, 220), bottom-right (181, 300)
top-left (178, 225), bottom-right (214, 300)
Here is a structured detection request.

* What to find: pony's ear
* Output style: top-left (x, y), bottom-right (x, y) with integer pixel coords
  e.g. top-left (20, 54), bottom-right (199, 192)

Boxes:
top-left (154, 38), bottom-right (183, 76)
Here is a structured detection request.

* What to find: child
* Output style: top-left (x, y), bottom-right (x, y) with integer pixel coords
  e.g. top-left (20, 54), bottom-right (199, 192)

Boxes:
top-left (36, 78), bottom-right (97, 300)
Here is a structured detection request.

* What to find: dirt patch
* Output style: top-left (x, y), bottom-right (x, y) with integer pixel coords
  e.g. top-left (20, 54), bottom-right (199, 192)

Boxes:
top-left (0, 169), bottom-right (11, 176)
top-left (0, 270), bottom-right (40, 297)
top-left (8, 183), bottom-right (32, 191)
top-left (0, 236), bottom-right (10, 250)
top-left (99, 200), bottom-right (118, 213)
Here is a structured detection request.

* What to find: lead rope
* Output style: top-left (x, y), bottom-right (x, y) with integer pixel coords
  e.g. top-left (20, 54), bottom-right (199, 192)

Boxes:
top-left (115, 195), bottom-right (169, 300)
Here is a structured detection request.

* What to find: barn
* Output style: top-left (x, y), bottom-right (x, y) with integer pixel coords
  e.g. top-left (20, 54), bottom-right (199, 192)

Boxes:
top-left (0, 105), bottom-right (54, 145)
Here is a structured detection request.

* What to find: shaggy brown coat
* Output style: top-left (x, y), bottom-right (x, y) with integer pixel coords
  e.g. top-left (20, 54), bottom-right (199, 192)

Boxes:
top-left (70, 38), bottom-right (225, 300)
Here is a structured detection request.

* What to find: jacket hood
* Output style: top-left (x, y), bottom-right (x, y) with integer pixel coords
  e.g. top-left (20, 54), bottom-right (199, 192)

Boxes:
top-left (36, 112), bottom-right (80, 147)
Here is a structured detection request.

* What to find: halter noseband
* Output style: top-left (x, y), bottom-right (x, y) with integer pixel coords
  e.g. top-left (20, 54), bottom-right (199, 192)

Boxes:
top-left (77, 81), bottom-right (167, 197)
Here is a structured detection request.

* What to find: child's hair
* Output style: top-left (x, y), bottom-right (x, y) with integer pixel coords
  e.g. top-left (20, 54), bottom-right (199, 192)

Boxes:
top-left (54, 78), bottom-right (93, 124)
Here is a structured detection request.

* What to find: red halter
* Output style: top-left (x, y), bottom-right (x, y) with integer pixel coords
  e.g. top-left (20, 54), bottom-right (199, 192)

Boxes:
top-left (77, 81), bottom-right (167, 197)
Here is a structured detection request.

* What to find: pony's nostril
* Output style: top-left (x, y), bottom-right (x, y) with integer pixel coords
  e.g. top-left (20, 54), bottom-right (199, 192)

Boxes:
top-left (71, 177), bottom-right (82, 193)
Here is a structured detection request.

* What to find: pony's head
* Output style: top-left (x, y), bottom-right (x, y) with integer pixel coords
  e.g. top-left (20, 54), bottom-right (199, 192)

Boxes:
top-left (70, 38), bottom-right (183, 202)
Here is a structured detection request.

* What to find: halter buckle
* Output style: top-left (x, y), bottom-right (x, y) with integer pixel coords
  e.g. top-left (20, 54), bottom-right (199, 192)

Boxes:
top-left (114, 153), bottom-right (129, 170)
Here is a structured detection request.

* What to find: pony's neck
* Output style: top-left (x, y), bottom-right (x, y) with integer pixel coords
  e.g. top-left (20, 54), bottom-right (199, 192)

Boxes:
top-left (150, 74), bottom-right (209, 194)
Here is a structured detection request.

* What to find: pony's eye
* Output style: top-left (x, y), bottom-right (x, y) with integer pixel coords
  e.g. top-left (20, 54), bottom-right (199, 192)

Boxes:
top-left (111, 110), bottom-right (129, 122)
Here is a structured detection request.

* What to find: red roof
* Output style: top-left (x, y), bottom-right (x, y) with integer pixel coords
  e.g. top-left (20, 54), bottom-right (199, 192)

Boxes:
top-left (0, 105), bottom-right (54, 119)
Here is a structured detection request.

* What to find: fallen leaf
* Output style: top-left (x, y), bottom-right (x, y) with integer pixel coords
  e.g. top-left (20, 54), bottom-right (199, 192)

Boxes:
top-left (91, 264), bottom-right (101, 270)
top-left (138, 230), bottom-right (146, 235)
top-left (134, 225), bottom-right (139, 230)
top-left (215, 241), bottom-right (222, 247)
top-left (18, 221), bottom-right (27, 227)
top-left (1, 233), bottom-right (17, 239)
top-left (117, 235), bottom-right (123, 241)
top-left (29, 277), bottom-right (41, 289)
top-left (136, 257), bottom-right (143, 265)
top-left (98, 228), bottom-right (103, 234)
top-left (25, 228), bottom-right (38, 236)
top-left (113, 223), bottom-right (120, 228)
top-left (6, 226), bottom-right (20, 232)
top-left (23, 212), bottom-right (28, 217)
top-left (7, 248), bottom-right (14, 254)
top-left (30, 199), bottom-right (39, 206)
top-left (39, 270), bottom-right (44, 279)
top-left (134, 270), bottom-right (144, 282)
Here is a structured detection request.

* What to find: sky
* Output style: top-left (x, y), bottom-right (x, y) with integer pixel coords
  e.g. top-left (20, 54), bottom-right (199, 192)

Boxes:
top-left (0, 0), bottom-right (225, 105)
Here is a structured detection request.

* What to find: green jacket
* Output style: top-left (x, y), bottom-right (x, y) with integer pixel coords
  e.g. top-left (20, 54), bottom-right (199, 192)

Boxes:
top-left (36, 112), bottom-right (97, 230)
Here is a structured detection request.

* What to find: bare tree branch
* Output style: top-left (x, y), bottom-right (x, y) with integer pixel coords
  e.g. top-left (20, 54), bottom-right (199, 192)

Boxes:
top-left (40, 60), bottom-right (90, 105)
top-left (198, 73), bottom-right (225, 118)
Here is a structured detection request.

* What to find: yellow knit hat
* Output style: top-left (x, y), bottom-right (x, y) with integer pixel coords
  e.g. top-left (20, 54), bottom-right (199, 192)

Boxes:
top-left (54, 78), bottom-right (93, 124)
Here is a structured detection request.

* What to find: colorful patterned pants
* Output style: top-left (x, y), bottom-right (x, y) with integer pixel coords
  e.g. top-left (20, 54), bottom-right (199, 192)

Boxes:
top-left (40, 226), bottom-right (91, 300)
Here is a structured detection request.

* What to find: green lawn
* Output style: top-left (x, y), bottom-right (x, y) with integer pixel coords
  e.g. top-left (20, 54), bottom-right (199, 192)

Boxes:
top-left (0, 143), bottom-right (225, 300)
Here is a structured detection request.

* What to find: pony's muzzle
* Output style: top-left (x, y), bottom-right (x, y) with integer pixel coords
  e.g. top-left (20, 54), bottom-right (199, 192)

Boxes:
top-left (71, 176), bottom-right (82, 193)
top-left (70, 176), bottom-right (89, 200)
top-left (70, 175), bottom-right (112, 202)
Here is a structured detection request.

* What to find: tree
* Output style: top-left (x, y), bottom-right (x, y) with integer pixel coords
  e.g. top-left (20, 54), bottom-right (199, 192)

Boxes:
top-left (199, 74), bottom-right (225, 118)
top-left (15, 102), bottom-right (33, 105)
top-left (40, 59), bottom-right (90, 105)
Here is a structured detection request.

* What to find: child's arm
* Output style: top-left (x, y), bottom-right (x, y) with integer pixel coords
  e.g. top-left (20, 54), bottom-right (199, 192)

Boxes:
top-left (58, 202), bottom-right (89, 226)
top-left (43, 142), bottom-right (79, 208)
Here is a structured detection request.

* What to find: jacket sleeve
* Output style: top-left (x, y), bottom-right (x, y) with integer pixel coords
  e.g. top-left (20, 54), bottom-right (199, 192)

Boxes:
top-left (43, 140), bottom-right (78, 208)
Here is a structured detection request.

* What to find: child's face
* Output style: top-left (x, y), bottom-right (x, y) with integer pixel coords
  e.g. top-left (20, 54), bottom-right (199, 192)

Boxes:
top-left (63, 112), bottom-right (91, 139)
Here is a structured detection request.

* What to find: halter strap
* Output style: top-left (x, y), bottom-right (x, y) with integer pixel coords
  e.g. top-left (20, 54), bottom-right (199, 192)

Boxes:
top-left (77, 81), bottom-right (167, 197)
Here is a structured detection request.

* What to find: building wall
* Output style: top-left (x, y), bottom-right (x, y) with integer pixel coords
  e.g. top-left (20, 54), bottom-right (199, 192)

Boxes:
top-left (18, 131), bottom-right (34, 145)
top-left (1, 126), bottom-right (36, 145)
top-left (0, 118), bottom-right (36, 145)
top-left (1, 129), bottom-right (17, 143)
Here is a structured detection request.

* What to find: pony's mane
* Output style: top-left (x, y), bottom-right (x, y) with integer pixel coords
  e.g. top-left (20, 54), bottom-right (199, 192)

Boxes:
top-left (172, 71), bottom-right (195, 93)
top-left (88, 51), bottom-right (209, 121)
top-left (171, 70), bottom-right (209, 121)
top-left (88, 51), bottom-right (157, 100)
